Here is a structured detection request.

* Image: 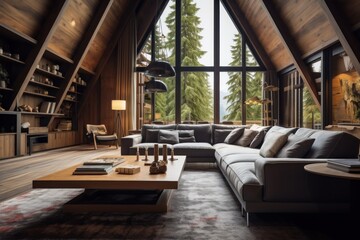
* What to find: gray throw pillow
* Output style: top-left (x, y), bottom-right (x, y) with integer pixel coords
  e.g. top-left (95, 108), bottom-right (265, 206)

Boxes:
top-left (214, 129), bottom-right (232, 144)
top-left (260, 131), bottom-right (288, 157)
top-left (276, 135), bottom-right (315, 158)
top-left (158, 130), bottom-right (179, 144)
top-left (234, 129), bottom-right (258, 147)
top-left (224, 127), bottom-right (245, 144)
top-left (249, 130), bottom-right (266, 148)
top-left (178, 130), bottom-right (196, 143)
top-left (145, 129), bottom-right (159, 142)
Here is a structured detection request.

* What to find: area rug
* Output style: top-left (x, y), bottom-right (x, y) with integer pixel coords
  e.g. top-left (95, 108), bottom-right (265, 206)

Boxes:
top-left (0, 170), bottom-right (357, 240)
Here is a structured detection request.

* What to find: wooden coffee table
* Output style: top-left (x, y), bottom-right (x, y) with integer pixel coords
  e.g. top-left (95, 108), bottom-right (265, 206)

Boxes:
top-left (33, 155), bottom-right (186, 213)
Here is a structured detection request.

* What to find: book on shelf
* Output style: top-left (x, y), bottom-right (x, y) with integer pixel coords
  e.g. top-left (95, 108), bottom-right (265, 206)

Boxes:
top-left (73, 164), bottom-right (112, 175)
top-left (40, 101), bottom-right (51, 113)
top-left (83, 158), bottom-right (125, 167)
top-left (327, 159), bottom-right (360, 173)
top-left (50, 102), bottom-right (56, 113)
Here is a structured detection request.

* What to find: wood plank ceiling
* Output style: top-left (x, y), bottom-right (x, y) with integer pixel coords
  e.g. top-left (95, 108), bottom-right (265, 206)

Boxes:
top-left (1, 0), bottom-right (360, 88)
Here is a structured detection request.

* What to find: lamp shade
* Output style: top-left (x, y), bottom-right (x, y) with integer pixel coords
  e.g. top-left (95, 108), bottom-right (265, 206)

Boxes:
top-left (112, 100), bottom-right (126, 110)
top-left (145, 78), bottom-right (168, 93)
top-left (144, 61), bottom-right (175, 78)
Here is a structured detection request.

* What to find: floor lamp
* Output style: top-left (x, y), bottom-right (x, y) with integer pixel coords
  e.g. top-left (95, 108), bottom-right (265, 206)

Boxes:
top-left (112, 100), bottom-right (126, 143)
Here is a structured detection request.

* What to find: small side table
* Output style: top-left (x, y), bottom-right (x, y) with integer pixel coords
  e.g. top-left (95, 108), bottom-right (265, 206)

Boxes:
top-left (304, 162), bottom-right (360, 213)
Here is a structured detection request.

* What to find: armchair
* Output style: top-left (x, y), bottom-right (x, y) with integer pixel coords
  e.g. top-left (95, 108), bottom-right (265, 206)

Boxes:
top-left (86, 124), bottom-right (118, 150)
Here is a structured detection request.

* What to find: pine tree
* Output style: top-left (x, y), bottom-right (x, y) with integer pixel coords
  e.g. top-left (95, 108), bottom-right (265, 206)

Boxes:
top-left (224, 34), bottom-right (263, 123)
top-left (224, 33), bottom-right (242, 121)
top-left (165, 0), bottom-right (212, 122)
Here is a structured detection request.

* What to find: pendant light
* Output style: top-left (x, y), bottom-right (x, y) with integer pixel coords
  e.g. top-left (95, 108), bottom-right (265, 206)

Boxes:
top-left (144, 77), bottom-right (168, 93)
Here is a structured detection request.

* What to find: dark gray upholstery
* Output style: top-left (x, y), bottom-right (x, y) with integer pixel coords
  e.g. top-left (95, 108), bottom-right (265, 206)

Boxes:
top-left (141, 124), bottom-right (176, 142)
top-left (122, 125), bottom-right (360, 218)
top-left (177, 124), bottom-right (212, 143)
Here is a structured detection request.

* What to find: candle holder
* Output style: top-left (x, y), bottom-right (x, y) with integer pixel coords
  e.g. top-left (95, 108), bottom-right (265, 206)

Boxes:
top-left (170, 146), bottom-right (177, 161)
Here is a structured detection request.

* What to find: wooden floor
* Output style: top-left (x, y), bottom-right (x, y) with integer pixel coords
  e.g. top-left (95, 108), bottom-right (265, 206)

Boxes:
top-left (0, 144), bottom-right (120, 202)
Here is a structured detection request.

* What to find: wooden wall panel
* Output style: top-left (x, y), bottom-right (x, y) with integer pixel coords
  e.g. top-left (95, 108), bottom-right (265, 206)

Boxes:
top-left (236, 0), bottom-right (290, 70)
top-left (48, 0), bottom-right (98, 59)
top-left (273, 0), bottom-right (336, 59)
top-left (0, 0), bottom-right (50, 39)
top-left (82, 0), bottom-right (128, 71)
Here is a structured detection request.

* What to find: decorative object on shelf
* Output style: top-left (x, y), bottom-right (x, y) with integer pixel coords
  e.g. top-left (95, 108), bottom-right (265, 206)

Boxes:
top-left (112, 100), bottom-right (126, 139)
top-left (0, 63), bottom-right (9, 88)
top-left (18, 104), bottom-right (33, 112)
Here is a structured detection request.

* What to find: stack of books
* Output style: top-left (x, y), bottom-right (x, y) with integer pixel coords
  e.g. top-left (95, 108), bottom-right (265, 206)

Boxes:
top-left (73, 164), bottom-right (113, 175)
top-left (83, 157), bottom-right (125, 167)
top-left (57, 120), bottom-right (72, 131)
top-left (327, 159), bottom-right (360, 173)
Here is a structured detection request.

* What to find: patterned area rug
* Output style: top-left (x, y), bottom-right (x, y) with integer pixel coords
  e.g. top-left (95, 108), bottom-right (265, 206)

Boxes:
top-left (0, 169), bottom-right (357, 239)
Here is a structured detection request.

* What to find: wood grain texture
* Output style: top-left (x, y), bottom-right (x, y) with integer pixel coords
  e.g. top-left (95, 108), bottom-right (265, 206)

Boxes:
top-left (0, 0), bottom-right (50, 39)
top-left (82, 0), bottom-right (129, 71)
top-left (0, 145), bottom-right (121, 202)
top-left (48, 0), bottom-right (98, 60)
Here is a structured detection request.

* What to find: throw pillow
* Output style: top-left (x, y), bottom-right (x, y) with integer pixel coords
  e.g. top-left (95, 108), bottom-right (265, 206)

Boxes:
top-left (224, 127), bottom-right (245, 144)
top-left (234, 129), bottom-right (258, 147)
top-left (259, 131), bottom-right (288, 157)
top-left (276, 135), bottom-right (315, 158)
top-left (158, 129), bottom-right (179, 144)
top-left (249, 130), bottom-right (266, 148)
top-left (213, 129), bottom-right (233, 144)
top-left (178, 130), bottom-right (196, 143)
top-left (145, 129), bottom-right (159, 142)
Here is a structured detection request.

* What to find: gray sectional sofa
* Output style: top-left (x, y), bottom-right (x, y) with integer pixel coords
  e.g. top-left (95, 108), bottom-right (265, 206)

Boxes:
top-left (121, 124), bottom-right (360, 226)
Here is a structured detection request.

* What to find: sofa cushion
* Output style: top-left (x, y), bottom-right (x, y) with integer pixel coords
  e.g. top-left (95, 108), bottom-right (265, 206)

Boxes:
top-left (145, 129), bottom-right (160, 143)
top-left (173, 142), bottom-right (215, 158)
top-left (213, 129), bottom-right (233, 144)
top-left (304, 130), bottom-right (360, 158)
top-left (226, 162), bottom-right (262, 202)
top-left (234, 129), bottom-right (258, 147)
top-left (276, 134), bottom-right (315, 158)
top-left (177, 124), bottom-right (212, 143)
top-left (211, 124), bottom-right (249, 144)
top-left (224, 127), bottom-right (245, 144)
top-left (141, 124), bottom-right (177, 142)
top-left (260, 131), bottom-right (288, 157)
top-left (220, 153), bottom-right (261, 172)
top-left (266, 126), bottom-right (297, 135)
top-left (249, 130), bottom-right (266, 149)
top-left (158, 129), bottom-right (179, 144)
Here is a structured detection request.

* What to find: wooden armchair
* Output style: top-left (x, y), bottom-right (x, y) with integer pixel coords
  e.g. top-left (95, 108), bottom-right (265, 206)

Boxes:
top-left (86, 124), bottom-right (118, 149)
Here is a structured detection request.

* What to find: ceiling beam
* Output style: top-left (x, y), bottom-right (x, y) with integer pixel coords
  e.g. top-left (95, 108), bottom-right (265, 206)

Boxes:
top-left (136, 0), bottom-right (168, 53)
top-left (222, 0), bottom-right (275, 71)
top-left (261, 0), bottom-right (320, 107)
top-left (319, 0), bottom-right (360, 74)
top-left (47, 0), bottom-right (113, 127)
top-left (78, 0), bottom-right (142, 117)
top-left (8, 0), bottom-right (70, 111)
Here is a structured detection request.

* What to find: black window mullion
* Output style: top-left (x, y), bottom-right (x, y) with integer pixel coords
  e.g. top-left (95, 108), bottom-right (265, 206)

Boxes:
top-left (214, 0), bottom-right (220, 123)
top-left (175, 0), bottom-right (181, 123)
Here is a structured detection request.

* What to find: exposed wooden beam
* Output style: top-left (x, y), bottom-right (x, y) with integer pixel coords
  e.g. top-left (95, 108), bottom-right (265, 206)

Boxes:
top-left (47, 0), bottom-right (113, 127)
top-left (320, 0), bottom-right (360, 74)
top-left (78, 0), bottom-right (142, 116)
top-left (261, 0), bottom-right (320, 107)
top-left (222, 0), bottom-right (275, 71)
top-left (8, 0), bottom-right (70, 111)
top-left (136, 0), bottom-right (168, 52)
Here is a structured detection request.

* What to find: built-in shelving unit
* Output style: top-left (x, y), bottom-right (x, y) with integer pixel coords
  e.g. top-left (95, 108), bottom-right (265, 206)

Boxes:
top-left (0, 24), bottom-right (85, 158)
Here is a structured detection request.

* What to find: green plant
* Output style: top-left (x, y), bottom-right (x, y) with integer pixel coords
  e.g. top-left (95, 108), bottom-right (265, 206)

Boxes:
top-left (0, 63), bottom-right (10, 84)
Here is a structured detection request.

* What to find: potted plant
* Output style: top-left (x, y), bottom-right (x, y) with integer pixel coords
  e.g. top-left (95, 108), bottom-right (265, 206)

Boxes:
top-left (0, 63), bottom-right (10, 88)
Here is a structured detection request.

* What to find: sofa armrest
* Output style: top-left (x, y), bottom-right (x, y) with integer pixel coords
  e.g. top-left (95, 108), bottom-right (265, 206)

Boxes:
top-left (254, 158), bottom-right (330, 202)
top-left (121, 134), bottom-right (142, 155)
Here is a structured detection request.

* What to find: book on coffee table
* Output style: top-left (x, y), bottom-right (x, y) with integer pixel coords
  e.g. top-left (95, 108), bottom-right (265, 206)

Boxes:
top-left (73, 164), bottom-right (113, 175)
top-left (83, 158), bottom-right (125, 167)
top-left (327, 159), bottom-right (360, 173)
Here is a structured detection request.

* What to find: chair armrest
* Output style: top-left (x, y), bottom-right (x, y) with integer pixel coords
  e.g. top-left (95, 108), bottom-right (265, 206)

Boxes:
top-left (254, 158), bottom-right (328, 201)
top-left (121, 134), bottom-right (142, 155)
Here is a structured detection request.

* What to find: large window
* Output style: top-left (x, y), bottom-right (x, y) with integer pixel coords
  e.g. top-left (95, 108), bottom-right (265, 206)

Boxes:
top-left (137, 0), bottom-right (265, 124)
